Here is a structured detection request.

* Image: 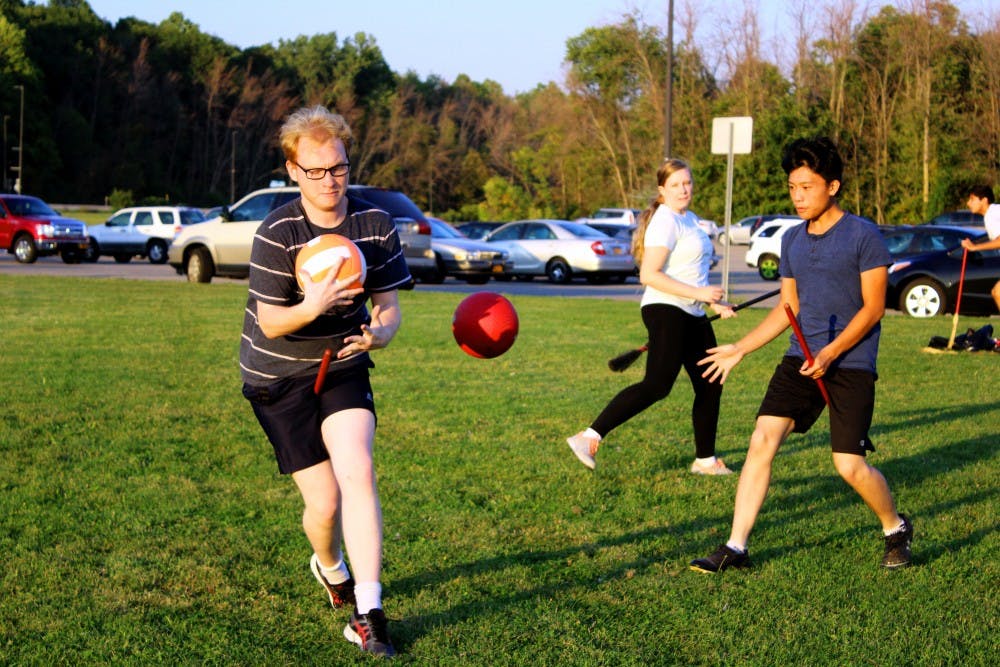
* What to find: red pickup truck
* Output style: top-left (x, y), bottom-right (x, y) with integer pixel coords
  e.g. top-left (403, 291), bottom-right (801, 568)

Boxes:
top-left (0, 194), bottom-right (89, 263)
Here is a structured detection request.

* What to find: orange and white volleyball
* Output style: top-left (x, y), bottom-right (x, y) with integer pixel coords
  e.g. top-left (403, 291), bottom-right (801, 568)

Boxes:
top-left (295, 234), bottom-right (366, 289)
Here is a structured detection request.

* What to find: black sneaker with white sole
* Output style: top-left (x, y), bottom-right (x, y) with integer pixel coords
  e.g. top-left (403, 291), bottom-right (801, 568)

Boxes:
top-left (689, 544), bottom-right (751, 573)
top-left (310, 554), bottom-right (355, 609)
top-left (882, 514), bottom-right (913, 569)
top-left (344, 608), bottom-right (396, 658)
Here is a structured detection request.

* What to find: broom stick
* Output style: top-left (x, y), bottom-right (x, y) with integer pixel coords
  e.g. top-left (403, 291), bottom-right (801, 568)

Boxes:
top-left (946, 247), bottom-right (969, 351)
top-left (607, 288), bottom-right (780, 372)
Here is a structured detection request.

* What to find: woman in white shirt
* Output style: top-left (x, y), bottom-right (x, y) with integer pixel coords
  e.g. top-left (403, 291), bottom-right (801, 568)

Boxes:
top-left (567, 158), bottom-right (736, 474)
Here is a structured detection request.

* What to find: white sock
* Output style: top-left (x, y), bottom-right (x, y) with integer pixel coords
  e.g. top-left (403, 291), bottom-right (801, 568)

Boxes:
top-left (883, 519), bottom-right (907, 537)
top-left (695, 456), bottom-right (718, 467)
top-left (726, 541), bottom-right (747, 553)
top-left (583, 428), bottom-right (602, 441)
top-left (319, 557), bottom-right (350, 585)
top-left (354, 581), bottom-right (383, 615)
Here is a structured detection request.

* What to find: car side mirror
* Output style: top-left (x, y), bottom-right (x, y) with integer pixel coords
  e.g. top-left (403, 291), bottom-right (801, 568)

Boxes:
top-left (219, 206), bottom-right (232, 222)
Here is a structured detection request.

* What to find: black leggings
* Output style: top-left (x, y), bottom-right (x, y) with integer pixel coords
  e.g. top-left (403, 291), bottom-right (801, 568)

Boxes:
top-left (591, 303), bottom-right (722, 459)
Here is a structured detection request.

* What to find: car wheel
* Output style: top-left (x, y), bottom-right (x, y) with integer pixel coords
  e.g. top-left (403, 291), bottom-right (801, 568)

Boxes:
top-left (13, 234), bottom-right (38, 263)
top-left (421, 256), bottom-right (446, 284)
top-left (113, 254), bottom-right (132, 263)
top-left (60, 249), bottom-right (83, 264)
top-left (83, 239), bottom-right (100, 262)
top-left (718, 232), bottom-right (730, 246)
top-left (147, 239), bottom-right (169, 264)
top-left (546, 258), bottom-right (572, 284)
top-left (757, 254), bottom-right (780, 281)
top-left (900, 278), bottom-right (946, 318)
top-left (186, 247), bottom-right (214, 283)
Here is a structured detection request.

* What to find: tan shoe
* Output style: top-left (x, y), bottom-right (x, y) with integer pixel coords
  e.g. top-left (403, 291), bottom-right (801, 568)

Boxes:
top-left (690, 458), bottom-right (734, 475)
top-left (567, 432), bottom-right (599, 469)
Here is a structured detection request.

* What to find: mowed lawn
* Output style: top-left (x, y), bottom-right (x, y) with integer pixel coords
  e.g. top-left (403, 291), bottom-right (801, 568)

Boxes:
top-left (0, 276), bottom-right (996, 665)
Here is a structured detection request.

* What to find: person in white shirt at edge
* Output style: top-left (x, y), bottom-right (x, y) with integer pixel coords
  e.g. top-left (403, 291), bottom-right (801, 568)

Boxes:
top-left (960, 185), bottom-right (1000, 312)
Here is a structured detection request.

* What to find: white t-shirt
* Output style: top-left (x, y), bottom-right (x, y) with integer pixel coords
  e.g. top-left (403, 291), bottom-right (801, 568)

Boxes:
top-left (984, 203), bottom-right (1000, 240)
top-left (640, 205), bottom-right (714, 316)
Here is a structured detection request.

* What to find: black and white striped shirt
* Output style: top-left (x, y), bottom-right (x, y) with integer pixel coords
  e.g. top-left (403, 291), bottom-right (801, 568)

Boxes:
top-left (240, 196), bottom-right (411, 385)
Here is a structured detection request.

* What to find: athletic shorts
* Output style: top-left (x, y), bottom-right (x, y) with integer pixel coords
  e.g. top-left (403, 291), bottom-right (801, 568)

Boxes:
top-left (757, 356), bottom-right (876, 455)
top-left (242, 364), bottom-right (376, 474)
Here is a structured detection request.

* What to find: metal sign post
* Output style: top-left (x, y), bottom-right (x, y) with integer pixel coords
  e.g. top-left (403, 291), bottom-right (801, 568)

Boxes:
top-left (710, 116), bottom-right (753, 297)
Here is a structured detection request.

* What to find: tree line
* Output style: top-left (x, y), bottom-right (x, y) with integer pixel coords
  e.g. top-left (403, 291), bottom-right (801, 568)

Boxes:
top-left (1, 0), bottom-right (997, 225)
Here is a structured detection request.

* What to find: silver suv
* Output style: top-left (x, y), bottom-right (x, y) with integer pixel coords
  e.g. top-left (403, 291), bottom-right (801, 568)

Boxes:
top-left (167, 185), bottom-right (432, 283)
top-left (85, 206), bottom-right (206, 264)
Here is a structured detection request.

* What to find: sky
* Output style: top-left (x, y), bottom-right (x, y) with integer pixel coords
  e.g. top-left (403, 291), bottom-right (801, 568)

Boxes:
top-left (82, 1), bottom-right (993, 95)
top-left (84, 0), bottom-right (657, 94)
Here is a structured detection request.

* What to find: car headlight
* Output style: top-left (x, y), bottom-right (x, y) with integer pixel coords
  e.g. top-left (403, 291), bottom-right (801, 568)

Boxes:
top-left (38, 224), bottom-right (55, 237)
top-left (453, 251), bottom-right (468, 261)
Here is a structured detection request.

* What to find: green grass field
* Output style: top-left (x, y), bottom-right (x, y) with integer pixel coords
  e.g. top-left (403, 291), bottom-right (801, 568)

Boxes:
top-left (1, 276), bottom-right (996, 665)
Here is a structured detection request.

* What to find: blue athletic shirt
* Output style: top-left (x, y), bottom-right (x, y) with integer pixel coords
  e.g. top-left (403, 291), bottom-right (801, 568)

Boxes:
top-left (240, 195), bottom-right (412, 386)
top-left (779, 213), bottom-right (892, 373)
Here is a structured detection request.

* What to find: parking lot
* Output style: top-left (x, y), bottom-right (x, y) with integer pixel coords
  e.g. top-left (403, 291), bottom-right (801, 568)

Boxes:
top-left (0, 243), bottom-right (781, 305)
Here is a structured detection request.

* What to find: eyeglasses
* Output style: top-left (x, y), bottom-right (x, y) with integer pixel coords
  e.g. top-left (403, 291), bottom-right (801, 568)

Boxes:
top-left (294, 161), bottom-right (350, 180)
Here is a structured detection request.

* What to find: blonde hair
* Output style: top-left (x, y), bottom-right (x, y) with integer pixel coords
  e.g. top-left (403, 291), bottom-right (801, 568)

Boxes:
top-left (279, 105), bottom-right (354, 160)
top-left (632, 158), bottom-right (690, 266)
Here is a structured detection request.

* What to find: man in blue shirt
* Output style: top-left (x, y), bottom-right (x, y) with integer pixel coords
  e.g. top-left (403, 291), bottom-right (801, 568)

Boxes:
top-left (690, 137), bottom-right (913, 573)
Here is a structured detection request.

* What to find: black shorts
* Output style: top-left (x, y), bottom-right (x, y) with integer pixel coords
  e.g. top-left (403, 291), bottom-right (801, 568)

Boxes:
top-left (757, 356), bottom-right (876, 455)
top-left (243, 365), bottom-right (376, 474)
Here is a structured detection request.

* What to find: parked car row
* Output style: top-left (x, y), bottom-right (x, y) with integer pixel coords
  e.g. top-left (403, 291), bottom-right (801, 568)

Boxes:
top-left (741, 215), bottom-right (998, 318)
top-left (7, 189), bottom-right (995, 316)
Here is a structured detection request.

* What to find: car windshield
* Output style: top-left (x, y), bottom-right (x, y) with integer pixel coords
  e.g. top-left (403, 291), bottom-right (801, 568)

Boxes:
top-left (351, 188), bottom-right (424, 220)
top-left (429, 219), bottom-right (464, 238)
top-left (179, 209), bottom-right (207, 224)
top-left (3, 196), bottom-right (57, 217)
top-left (557, 221), bottom-right (609, 238)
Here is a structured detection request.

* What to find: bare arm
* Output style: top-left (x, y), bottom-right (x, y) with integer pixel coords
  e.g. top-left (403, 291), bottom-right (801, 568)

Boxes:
top-left (962, 236), bottom-right (1000, 252)
top-left (256, 258), bottom-right (363, 339)
top-left (338, 289), bottom-right (402, 359)
top-left (639, 244), bottom-right (725, 304)
top-left (697, 277), bottom-right (798, 383)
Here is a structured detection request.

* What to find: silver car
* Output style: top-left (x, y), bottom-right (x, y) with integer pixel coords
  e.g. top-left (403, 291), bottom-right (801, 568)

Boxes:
top-left (86, 206), bottom-right (206, 264)
top-left (484, 219), bottom-right (635, 284)
top-left (425, 218), bottom-right (512, 284)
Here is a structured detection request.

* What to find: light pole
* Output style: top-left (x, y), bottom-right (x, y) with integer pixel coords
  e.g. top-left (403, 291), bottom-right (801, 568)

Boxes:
top-left (230, 129), bottom-right (237, 203)
top-left (2, 114), bottom-right (8, 192)
top-left (664, 0), bottom-right (674, 159)
top-left (14, 84), bottom-right (24, 193)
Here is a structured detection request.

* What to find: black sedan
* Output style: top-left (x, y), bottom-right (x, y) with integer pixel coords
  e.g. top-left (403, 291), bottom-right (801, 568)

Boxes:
top-left (887, 231), bottom-right (1000, 317)
top-left (881, 224), bottom-right (981, 260)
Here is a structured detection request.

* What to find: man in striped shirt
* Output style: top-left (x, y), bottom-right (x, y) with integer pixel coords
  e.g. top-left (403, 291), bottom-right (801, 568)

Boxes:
top-left (240, 105), bottom-right (410, 658)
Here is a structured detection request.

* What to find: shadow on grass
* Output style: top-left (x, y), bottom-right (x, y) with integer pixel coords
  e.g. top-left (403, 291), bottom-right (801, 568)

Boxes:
top-left (875, 400), bottom-right (1000, 436)
top-left (387, 523), bottom-right (696, 649)
top-left (386, 419), bottom-right (996, 649)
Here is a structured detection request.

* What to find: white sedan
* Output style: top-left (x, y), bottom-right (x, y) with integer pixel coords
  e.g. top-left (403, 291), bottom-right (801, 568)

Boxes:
top-left (745, 218), bottom-right (805, 280)
top-left (484, 219), bottom-right (635, 283)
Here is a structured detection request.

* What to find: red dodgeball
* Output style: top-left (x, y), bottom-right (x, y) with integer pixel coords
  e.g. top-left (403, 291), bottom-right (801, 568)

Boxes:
top-left (452, 292), bottom-right (519, 359)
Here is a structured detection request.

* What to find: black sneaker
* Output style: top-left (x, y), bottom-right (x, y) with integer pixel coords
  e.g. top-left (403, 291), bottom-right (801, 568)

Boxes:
top-left (310, 554), bottom-right (355, 609)
top-left (882, 514), bottom-right (913, 569)
top-left (344, 608), bottom-right (396, 658)
top-left (689, 544), bottom-right (751, 573)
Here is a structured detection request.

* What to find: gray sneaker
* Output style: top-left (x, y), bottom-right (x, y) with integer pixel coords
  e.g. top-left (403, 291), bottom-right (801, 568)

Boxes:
top-left (881, 514), bottom-right (913, 569)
